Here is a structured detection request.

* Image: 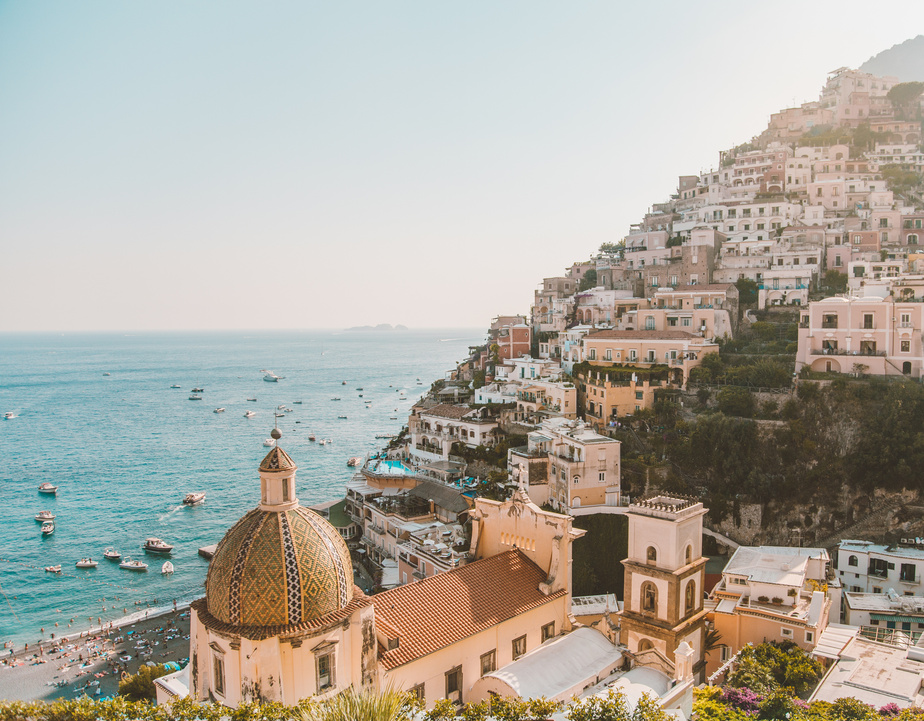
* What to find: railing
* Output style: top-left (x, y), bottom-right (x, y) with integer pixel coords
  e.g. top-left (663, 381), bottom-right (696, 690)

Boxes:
top-left (811, 349), bottom-right (886, 357)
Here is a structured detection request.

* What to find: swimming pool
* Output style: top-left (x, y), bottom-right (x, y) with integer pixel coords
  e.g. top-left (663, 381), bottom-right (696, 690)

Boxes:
top-left (368, 459), bottom-right (415, 476)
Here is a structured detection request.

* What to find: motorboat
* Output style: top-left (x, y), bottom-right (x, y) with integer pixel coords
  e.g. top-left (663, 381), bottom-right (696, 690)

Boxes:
top-left (342, 381), bottom-right (346, 385)
top-left (356, 387), bottom-right (363, 391)
top-left (142, 538), bottom-right (174, 554)
top-left (246, 397), bottom-right (257, 402)
top-left (41, 521), bottom-right (55, 535)
top-left (324, 438), bottom-right (333, 444)
top-left (35, 511), bottom-right (56, 522)
top-left (263, 372), bottom-right (283, 382)
top-left (189, 394), bottom-right (203, 401)
top-left (161, 561), bottom-right (174, 575)
top-left (103, 372), bottom-right (111, 376)
top-left (213, 408), bottom-right (225, 414)
top-left (278, 404), bottom-right (286, 409)
top-left (120, 559), bottom-right (148, 571)
top-left (76, 558), bottom-right (98, 569)
top-left (44, 565), bottom-right (62, 573)
top-left (4, 412), bottom-right (15, 420)
top-left (274, 412), bottom-right (285, 418)
top-left (347, 457), bottom-right (363, 467)
top-left (330, 397), bottom-right (341, 401)
top-left (183, 492), bottom-right (206, 506)
top-left (38, 483), bottom-right (58, 495)
top-left (318, 439), bottom-right (326, 446)
top-left (244, 410), bottom-right (257, 418)
top-left (263, 438), bottom-right (276, 447)
top-left (338, 415), bottom-right (348, 419)
top-left (308, 434), bottom-right (316, 441)
top-left (293, 401), bottom-right (303, 404)
top-left (191, 387), bottom-right (204, 393)
top-left (103, 548), bottom-right (121, 561)
top-left (171, 384), bottom-right (181, 389)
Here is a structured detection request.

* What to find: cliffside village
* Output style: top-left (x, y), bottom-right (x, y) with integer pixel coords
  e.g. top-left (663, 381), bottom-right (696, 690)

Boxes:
top-left (155, 67), bottom-right (924, 712)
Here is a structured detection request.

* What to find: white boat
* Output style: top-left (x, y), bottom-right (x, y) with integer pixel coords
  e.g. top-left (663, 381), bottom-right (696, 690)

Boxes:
top-left (35, 511), bottom-right (56, 521)
top-left (102, 372), bottom-right (111, 377)
top-left (263, 438), bottom-right (276, 447)
top-left (41, 521), bottom-right (55, 535)
top-left (38, 483), bottom-right (58, 495)
top-left (347, 457), bottom-right (363, 467)
top-left (191, 387), bottom-right (204, 393)
top-left (338, 415), bottom-right (348, 419)
top-left (171, 384), bottom-right (181, 389)
top-left (103, 548), bottom-right (121, 561)
top-left (143, 537), bottom-right (174, 554)
top-left (324, 438), bottom-right (333, 444)
top-left (263, 372), bottom-right (284, 382)
top-left (278, 404), bottom-right (286, 409)
top-left (183, 492), bottom-right (206, 506)
top-left (120, 559), bottom-right (148, 571)
top-left (4, 412), bottom-right (15, 420)
top-left (189, 394), bottom-right (203, 401)
top-left (44, 565), bottom-right (62, 573)
top-left (244, 410), bottom-right (257, 418)
top-left (161, 561), bottom-right (174, 575)
top-left (76, 558), bottom-right (98, 569)
top-left (213, 408), bottom-right (225, 414)
top-left (274, 412), bottom-right (285, 418)
top-left (318, 439), bottom-right (327, 446)
top-left (246, 397), bottom-right (257, 402)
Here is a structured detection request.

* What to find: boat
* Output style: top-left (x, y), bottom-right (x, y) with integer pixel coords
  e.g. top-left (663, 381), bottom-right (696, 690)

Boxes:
top-left (342, 381), bottom-right (346, 385)
top-left (213, 407), bottom-right (225, 414)
top-left (263, 438), bottom-right (276, 447)
top-left (4, 412), bottom-right (15, 420)
top-left (41, 521), bottom-right (55, 535)
top-left (38, 482), bottom-right (58, 495)
top-left (347, 457), bottom-right (363, 467)
top-left (103, 548), bottom-right (121, 561)
top-left (35, 511), bottom-right (56, 521)
top-left (76, 558), bottom-right (98, 569)
top-left (375, 433), bottom-right (396, 439)
top-left (293, 401), bottom-right (303, 404)
top-left (244, 410), bottom-right (257, 418)
top-left (103, 372), bottom-right (111, 376)
top-left (246, 397), bottom-right (257, 402)
top-left (142, 538), bottom-right (174, 554)
top-left (356, 387), bottom-right (363, 391)
top-left (330, 397), bottom-right (341, 401)
top-left (171, 384), bottom-right (181, 389)
top-left (183, 492), bottom-right (206, 506)
top-left (338, 415), bottom-right (348, 419)
top-left (308, 434), bottom-right (316, 441)
top-left (191, 387), bottom-right (204, 393)
top-left (324, 438), bottom-right (333, 444)
top-left (189, 394), bottom-right (203, 401)
top-left (274, 412), bottom-right (285, 418)
top-left (263, 372), bottom-right (284, 382)
top-left (44, 565), bottom-right (62, 573)
top-left (318, 439), bottom-right (326, 446)
top-left (161, 561), bottom-right (174, 575)
top-left (120, 559), bottom-right (148, 571)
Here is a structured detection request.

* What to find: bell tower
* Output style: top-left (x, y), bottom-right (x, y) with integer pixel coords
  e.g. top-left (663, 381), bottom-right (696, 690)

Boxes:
top-left (620, 495), bottom-right (707, 669)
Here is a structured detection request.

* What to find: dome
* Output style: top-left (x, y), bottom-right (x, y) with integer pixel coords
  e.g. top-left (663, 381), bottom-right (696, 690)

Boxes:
top-left (205, 446), bottom-right (354, 628)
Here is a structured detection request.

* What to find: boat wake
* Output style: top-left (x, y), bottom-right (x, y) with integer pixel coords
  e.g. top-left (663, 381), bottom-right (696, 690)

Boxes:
top-left (158, 505), bottom-right (184, 522)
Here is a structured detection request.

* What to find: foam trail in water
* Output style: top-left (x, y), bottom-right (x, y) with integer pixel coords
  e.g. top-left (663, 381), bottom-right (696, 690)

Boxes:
top-left (158, 505), bottom-right (184, 522)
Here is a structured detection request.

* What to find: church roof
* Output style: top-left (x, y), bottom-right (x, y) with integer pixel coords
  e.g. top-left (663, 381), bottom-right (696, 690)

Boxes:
top-left (259, 446), bottom-right (296, 472)
top-left (374, 549), bottom-right (565, 670)
top-left (205, 504), bottom-right (354, 627)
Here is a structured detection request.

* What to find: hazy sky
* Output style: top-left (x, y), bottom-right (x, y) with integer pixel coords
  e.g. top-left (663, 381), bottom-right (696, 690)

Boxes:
top-left (2, 2), bottom-right (923, 332)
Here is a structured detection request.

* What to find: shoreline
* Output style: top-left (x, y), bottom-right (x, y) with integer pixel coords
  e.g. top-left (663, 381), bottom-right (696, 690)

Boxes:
top-left (0, 604), bottom-right (192, 703)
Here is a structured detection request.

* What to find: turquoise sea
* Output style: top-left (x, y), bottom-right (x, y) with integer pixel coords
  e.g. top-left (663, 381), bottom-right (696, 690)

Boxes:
top-left (0, 329), bottom-right (481, 648)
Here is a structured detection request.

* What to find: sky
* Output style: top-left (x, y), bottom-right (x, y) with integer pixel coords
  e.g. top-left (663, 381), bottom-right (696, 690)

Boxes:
top-left (1, 2), bottom-right (923, 332)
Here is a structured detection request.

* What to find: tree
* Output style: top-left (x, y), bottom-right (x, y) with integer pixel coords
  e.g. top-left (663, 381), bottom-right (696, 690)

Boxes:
top-left (117, 664), bottom-right (171, 702)
top-left (735, 278), bottom-right (758, 306)
top-left (887, 81), bottom-right (924, 120)
top-left (716, 387), bottom-right (756, 418)
top-left (579, 269), bottom-right (598, 292)
top-left (304, 687), bottom-right (421, 721)
top-left (824, 270), bottom-right (848, 294)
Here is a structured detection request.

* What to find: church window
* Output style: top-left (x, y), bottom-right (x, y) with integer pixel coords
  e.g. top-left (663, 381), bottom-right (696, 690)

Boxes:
top-left (685, 580), bottom-right (697, 614)
top-left (646, 546), bottom-right (657, 564)
top-left (317, 651), bottom-right (335, 691)
top-left (480, 650), bottom-right (496, 677)
top-left (685, 545), bottom-right (693, 565)
top-left (642, 582), bottom-right (657, 613)
top-left (212, 652), bottom-right (225, 696)
top-left (282, 478), bottom-right (289, 502)
top-left (512, 635), bottom-right (527, 660)
top-left (541, 622), bottom-right (555, 642)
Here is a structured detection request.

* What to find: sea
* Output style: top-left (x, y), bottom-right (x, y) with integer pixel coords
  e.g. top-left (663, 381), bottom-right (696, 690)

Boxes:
top-left (0, 329), bottom-right (482, 648)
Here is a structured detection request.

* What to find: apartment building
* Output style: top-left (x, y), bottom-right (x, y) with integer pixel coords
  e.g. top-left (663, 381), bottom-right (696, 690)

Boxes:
top-left (582, 329), bottom-right (719, 386)
top-left (408, 404), bottom-right (500, 462)
top-left (836, 540), bottom-right (924, 596)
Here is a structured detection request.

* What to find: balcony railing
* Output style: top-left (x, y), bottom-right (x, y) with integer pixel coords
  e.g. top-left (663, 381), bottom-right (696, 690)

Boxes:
top-left (811, 349), bottom-right (886, 357)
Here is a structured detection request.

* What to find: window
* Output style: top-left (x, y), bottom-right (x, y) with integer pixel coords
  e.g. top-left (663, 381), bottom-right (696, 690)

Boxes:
top-left (863, 314), bottom-right (874, 329)
top-left (598, 471), bottom-right (605, 482)
top-left (822, 314), bottom-right (838, 329)
top-left (480, 650), bottom-right (496, 677)
top-left (901, 563), bottom-right (916, 582)
top-left (317, 651), bottom-right (335, 691)
top-left (848, 555), bottom-right (858, 566)
top-left (512, 635), bottom-right (527, 660)
top-left (635, 391), bottom-right (643, 400)
top-left (605, 349), bottom-right (612, 361)
top-left (685, 580), bottom-right (697, 614)
top-left (805, 631), bottom-right (815, 644)
top-left (589, 349), bottom-right (596, 360)
top-left (282, 478), bottom-right (290, 502)
top-left (719, 645), bottom-right (731, 662)
top-left (685, 545), bottom-right (692, 565)
top-left (410, 684), bottom-right (425, 701)
top-left (902, 341), bottom-right (911, 353)
top-left (541, 622), bottom-right (555, 642)
top-left (642, 582), bottom-right (657, 613)
top-left (647, 546), bottom-right (657, 563)
top-left (446, 666), bottom-right (463, 702)
top-left (781, 628), bottom-right (793, 638)
top-left (213, 652), bottom-right (225, 697)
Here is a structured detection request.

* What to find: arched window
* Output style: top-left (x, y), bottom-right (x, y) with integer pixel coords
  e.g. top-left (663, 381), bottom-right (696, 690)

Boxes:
top-left (909, 234), bottom-right (919, 245)
top-left (646, 546), bottom-right (657, 564)
top-left (685, 580), bottom-right (696, 614)
top-left (848, 555), bottom-right (858, 567)
top-left (641, 581), bottom-right (657, 613)
top-left (638, 638), bottom-right (653, 652)
top-left (685, 545), bottom-right (693, 565)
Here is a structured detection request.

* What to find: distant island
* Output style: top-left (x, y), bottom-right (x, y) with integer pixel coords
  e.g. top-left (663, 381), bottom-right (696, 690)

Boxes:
top-left (344, 323), bottom-right (409, 332)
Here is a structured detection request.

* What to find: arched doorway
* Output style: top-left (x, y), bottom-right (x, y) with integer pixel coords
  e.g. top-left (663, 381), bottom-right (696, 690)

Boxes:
top-left (903, 362), bottom-right (912, 375)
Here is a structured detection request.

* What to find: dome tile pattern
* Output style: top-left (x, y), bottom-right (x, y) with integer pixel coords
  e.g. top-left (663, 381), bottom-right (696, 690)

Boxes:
top-left (259, 446), bottom-right (296, 472)
top-left (206, 504), bottom-right (353, 627)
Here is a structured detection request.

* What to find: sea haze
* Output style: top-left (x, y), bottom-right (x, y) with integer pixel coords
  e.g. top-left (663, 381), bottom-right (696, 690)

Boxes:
top-left (0, 329), bottom-right (482, 647)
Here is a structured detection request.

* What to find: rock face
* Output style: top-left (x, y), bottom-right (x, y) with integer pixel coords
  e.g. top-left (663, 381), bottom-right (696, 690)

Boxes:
top-left (860, 35), bottom-right (924, 82)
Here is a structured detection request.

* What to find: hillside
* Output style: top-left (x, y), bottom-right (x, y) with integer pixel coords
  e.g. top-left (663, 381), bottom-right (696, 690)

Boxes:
top-left (859, 34), bottom-right (924, 81)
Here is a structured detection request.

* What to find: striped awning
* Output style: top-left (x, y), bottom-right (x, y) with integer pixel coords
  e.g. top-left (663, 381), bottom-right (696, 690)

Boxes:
top-left (869, 613), bottom-right (924, 623)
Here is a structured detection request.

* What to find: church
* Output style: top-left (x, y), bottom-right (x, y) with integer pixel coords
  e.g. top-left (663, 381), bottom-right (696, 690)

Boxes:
top-left (155, 432), bottom-right (704, 713)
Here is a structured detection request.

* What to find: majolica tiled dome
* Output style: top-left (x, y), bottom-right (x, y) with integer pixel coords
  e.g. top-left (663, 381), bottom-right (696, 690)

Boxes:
top-left (204, 447), bottom-right (353, 627)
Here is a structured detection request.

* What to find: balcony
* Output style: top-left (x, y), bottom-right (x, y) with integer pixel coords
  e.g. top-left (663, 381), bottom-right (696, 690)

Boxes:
top-left (811, 349), bottom-right (886, 357)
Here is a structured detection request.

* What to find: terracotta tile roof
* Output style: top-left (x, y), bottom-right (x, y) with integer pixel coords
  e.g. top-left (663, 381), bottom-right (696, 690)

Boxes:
top-left (421, 404), bottom-right (471, 420)
top-left (374, 549), bottom-right (565, 670)
top-left (585, 330), bottom-right (701, 341)
top-left (191, 587), bottom-right (372, 641)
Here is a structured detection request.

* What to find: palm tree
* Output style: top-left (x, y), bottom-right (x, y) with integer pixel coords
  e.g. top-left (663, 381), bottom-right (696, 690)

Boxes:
top-left (300, 687), bottom-right (421, 721)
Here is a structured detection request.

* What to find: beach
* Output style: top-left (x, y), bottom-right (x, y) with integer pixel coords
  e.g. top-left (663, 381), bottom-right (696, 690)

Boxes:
top-left (0, 604), bottom-right (191, 703)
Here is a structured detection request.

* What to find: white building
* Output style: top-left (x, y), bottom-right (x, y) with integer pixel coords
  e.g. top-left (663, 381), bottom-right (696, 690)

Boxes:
top-left (837, 540), bottom-right (924, 596)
